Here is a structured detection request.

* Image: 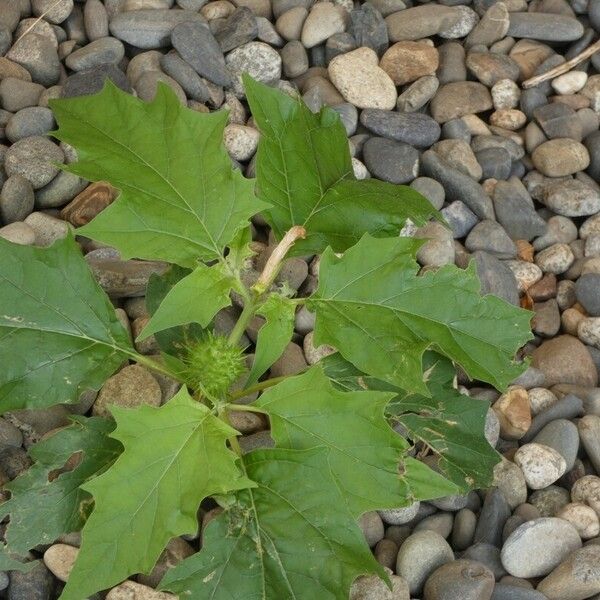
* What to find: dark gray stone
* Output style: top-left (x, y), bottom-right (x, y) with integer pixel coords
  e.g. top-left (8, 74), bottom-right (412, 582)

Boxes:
top-left (160, 52), bottom-right (211, 102)
top-left (109, 9), bottom-right (206, 49)
top-left (585, 130), bottom-right (600, 182)
top-left (508, 12), bottom-right (584, 41)
top-left (0, 26), bottom-right (11, 55)
top-left (441, 118), bottom-right (472, 142)
top-left (472, 250), bottom-right (520, 305)
top-left (421, 150), bottom-right (495, 220)
top-left (533, 419), bottom-right (579, 471)
top-left (5, 107), bottom-right (55, 143)
top-left (471, 135), bottom-right (525, 161)
top-left (8, 562), bottom-right (54, 600)
top-left (172, 21), bottom-right (231, 87)
top-left (462, 543), bottom-right (507, 579)
top-left (64, 36), bottom-right (125, 71)
top-left (522, 394), bottom-right (584, 443)
top-left (466, 220), bottom-right (517, 259)
top-left (349, 2), bottom-right (388, 56)
top-left (362, 137), bottom-right (419, 184)
top-left (61, 63), bottom-right (131, 98)
top-left (35, 172), bottom-right (87, 209)
top-left (493, 178), bottom-right (548, 241)
top-left (215, 8), bottom-right (258, 52)
top-left (441, 201), bottom-right (479, 238)
top-left (473, 487), bottom-right (512, 548)
top-left (410, 177), bottom-right (445, 210)
top-left (0, 446), bottom-right (31, 480)
top-left (423, 559), bottom-right (495, 600)
top-left (520, 87), bottom-right (549, 121)
top-left (325, 32), bottom-right (357, 63)
top-left (576, 273), bottom-right (600, 316)
top-left (475, 147), bottom-right (512, 180)
top-left (491, 585), bottom-right (548, 600)
top-left (281, 40), bottom-right (309, 78)
top-left (360, 108), bottom-right (441, 148)
top-left (534, 102), bottom-right (583, 141)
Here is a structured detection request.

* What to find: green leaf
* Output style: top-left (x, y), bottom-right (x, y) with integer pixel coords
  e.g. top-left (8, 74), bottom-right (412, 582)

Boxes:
top-left (254, 368), bottom-right (456, 516)
top-left (0, 550), bottom-right (38, 573)
top-left (50, 82), bottom-right (266, 268)
top-left (0, 234), bottom-right (134, 413)
top-left (160, 447), bottom-right (384, 600)
top-left (145, 265), bottom-right (205, 356)
top-left (244, 76), bottom-right (440, 255)
top-left (246, 294), bottom-right (296, 386)
top-left (0, 417), bottom-right (121, 554)
top-left (390, 383), bottom-right (500, 490)
top-left (60, 387), bottom-right (253, 600)
top-left (226, 226), bottom-right (256, 272)
top-left (308, 235), bottom-right (532, 394)
top-left (138, 263), bottom-right (235, 341)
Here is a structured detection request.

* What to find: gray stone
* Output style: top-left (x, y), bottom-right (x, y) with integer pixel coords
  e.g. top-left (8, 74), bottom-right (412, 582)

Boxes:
top-left (576, 274), bottom-right (600, 316)
top-left (533, 419), bottom-right (579, 471)
top-left (360, 108), bottom-right (441, 148)
top-left (61, 64), bottom-right (132, 98)
top-left (466, 220), bottom-right (517, 259)
top-left (358, 511), bottom-right (385, 547)
top-left (462, 543), bottom-right (506, 580)
top-left (349, 2), bottom-right (388, 56)
top-left (362, 137), bottom-right (419, 184)
top-left (4, 137), bottom-right (64, 190)
top-left (0, 0), bottom-right (20, 31)
top-left (466, 51), bottom-right (520, 88)
top-left (491, 586), bottom-right (548, 600)
top-left (475, 147), bottom-right (512, 181)
top-left (540, 179), bottom-right (600, 217)
top-left (172, 21), bottom-right (230, 87)
top-left (281, 41), bottom-right (308, 78)
top-left (437, 41), bottom-right (466, 85)
top-left (110, 9), bottom-right (205, 49)
top-left (508, 12), bottom-right (584, 41)
top-left (0, 175), bottom-right (34, 223)
top-left (414, 513), bottom-right (454, 538)
top-left (441, 201), bottom-right (479, 238)
top-left (410, 177), bottom-right (445, 210)
top-left (84, 0), bottom-right (110, 41)
top-left (534, 102), bottom-right (583, 141)
top-left (471, 135), bottom-right (525, 161)
top-left (5, 107), bottom-right (55, 143)
top-left (160, 52), bottom-right (210, 102)
top-left (379, 503), bottom-right (420, 525)
top-left (6, 34), bottom-right (61, 86)
top-left (65, 37), bottom-right (125, 71)
top-left (431, 81), bottom-right (492, 123)
top-left (501, 518), bottom-right (582, 578)
top-left (522, 394), bottom-right (584, 442)
top-left (215, 7), bottom-right (258, 52)
top-left (135, 71), bottom-right (187, 104)
top-left (423, 559), bottom-right (495, 600)
top-left (473, 487), bottom-right (512, 548)
top-left (493, 178), bottom-right (547, 242)
top-left (35, 172), bottom-right (87, 209)
top-left (0, 417), bottom-right (23, 447)
top-left (578, 415), bottom-right (600, 475)
top-left (7, 561), bottom-right (54, 600)
top-left (421, 150), bottom-right (494, 220)
top-left (585, 130), bottom-right (600, 182)
top-left (226, 41), bottom-right (282, 96)
top-left (396, 75), bottom-right (439, 113)
top-left (472, 251), bottom-right (520, 306)
top-left (31, 0), bottom-right (73, 24)
top-left (396, 530), bottom-right (454, 596)
top-left (452, 509), bottom-right (477, 551)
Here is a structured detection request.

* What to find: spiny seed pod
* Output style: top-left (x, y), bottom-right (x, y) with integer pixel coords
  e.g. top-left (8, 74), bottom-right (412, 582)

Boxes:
top-left (182, 332), bottom-right (246, 399)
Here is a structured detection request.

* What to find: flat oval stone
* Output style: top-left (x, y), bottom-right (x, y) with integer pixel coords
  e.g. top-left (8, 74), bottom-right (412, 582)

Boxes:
top-left (501, 518), bottom-right (582, 578)
top-left (423, 559), bottom-right (495, 600)
top-left (109, 9), bottom-right (206, 48)
top-left (360, 108), bottom-right (440, 147)
top-left (65, 36), bottom-right (125, 71)
top-left (532, 139), bottom-right (590, 177)
top-left (4, 136), bottom-right (64, 189)
top-left (540, 179), bottom-right (600, 217)
top-left (507, 12), bottom-right (584, 42)
top-left (430, 81), bottom-right (493, 123)
top-left (363, 136), bottom-right (419, 184)
top-left (5, 106), bottom-right (55, 143)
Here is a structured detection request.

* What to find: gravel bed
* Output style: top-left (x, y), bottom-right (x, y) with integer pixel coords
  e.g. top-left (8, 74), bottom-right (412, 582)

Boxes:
top-left (2, 0), bottom-right (600, 598)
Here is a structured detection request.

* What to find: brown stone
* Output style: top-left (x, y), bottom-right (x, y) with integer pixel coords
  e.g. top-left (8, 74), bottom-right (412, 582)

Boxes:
top-left (528, 273), bottom-right (557, 301)
top-left (0, 57), bottom-right (32, 81)
top-left (61, 181), bottom-right (118, 226)
top-left (509, 39), bottom-right (554, 80)
top-left (430, 81), bottom-right (493, 123)
top-left (532, 334), bottom-right (598, 387)
top-left (137, 537), bottom-right (195, 588)
top-left (492, 386), bottom-right (531, 440)
top-left (379, 41), bottom-right (439, 85)
top-left (516, 240), bottom-right (534, 262)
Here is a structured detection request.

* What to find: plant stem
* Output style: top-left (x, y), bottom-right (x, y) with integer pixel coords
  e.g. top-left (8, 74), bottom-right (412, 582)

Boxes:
top-left (227, 226), bottom-right (307, 347)
top-left (229, 374), bottom-right (294, 400)
top-left (128, 351), bottom-right (181, 381)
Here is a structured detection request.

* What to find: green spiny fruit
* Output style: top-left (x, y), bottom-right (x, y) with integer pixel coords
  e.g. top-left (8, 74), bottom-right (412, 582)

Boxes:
top-left (183, 332), bottom-right (246, 399)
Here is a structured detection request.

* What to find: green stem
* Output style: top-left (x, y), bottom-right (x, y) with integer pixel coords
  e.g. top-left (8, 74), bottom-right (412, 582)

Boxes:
top-left (229, 374), bottom-right (295, 400)
top-left (128, 351), bottom-right (182, 381)
top-left (227, 295), bottom-right (257, 347)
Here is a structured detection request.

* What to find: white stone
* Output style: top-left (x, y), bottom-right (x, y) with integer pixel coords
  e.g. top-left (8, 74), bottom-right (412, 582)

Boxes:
top-left (528, 387), bottom-right (558, 416)
top-left (551, 70), bottom-right (588, 95)
top-left (572, 475), bottom-right (600, 516)
top-left (379, 503), bottom-right (420, 525)
top-left (557, 502), bottom-right (600, 539)
top-left (578, 317), bottom-right (600, 349)
top-left (301, 2), bottom-right (348, 48)
top-left (505, 260), bottom-right (543, 293)
top-left (43, 544), bottom-right (78, 582)
top-left (514, 443), bottom-right (567, 489)
top-left (328, 47), bottom-right (397, 110)
top-left (106, 581), bottom-right (177, 599)
top-left (534, 243), bottom-right (575, 274)
top-left (352, 157), bottom-right (369, 180)
top-left (223, 124), bottom-right (259, 161)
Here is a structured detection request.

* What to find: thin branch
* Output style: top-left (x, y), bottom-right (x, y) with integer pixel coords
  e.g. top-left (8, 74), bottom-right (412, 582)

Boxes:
top-left (14, 0), bottom-right (66, 45)
top-left (522, 38), bottom-right (600, 89)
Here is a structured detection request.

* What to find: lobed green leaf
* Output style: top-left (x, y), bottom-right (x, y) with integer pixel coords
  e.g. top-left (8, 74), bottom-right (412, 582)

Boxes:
top-left (245, 77), bottom-right (441, 255)
top-left (60, 388), bottom-right (254, 600)
top-left (0, 234), bottom-right (133, 413)
top-left (161, 447), bottom-right (383, 600)
top-left (50, 82), bottom-right (266, 268)
top-left (308, 234), bottom-right (533, 395)
top-left (0, 417), bottom-right (121, 554)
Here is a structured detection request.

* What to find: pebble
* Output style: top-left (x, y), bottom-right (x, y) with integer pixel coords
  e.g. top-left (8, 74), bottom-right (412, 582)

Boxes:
top-left (396, 531), bottom-right (454, 596)
top-left (328, 47), bottom-right (397, 110)
top-left (537, 545), bottom-right (600, 600)
top-left (379, 503), bottom-right (420, 526)
top-left (226, 41), bottom-right (282, 96)
top-left (92, 364), bottom-right (162, 417)
top-left (301, 2), bottom-right (347, 49)
top-left (493, 459), bottom-right (528, 510)
top-left (430, 82), bottom-right (493, 123)
top-left (0, 174), bottom-right (34, 223)
top-left (556, 503), bottom-right (600, 539)
top-left (380, 41), bottom-right (438, 85)
top-left (359, 511), bottom-right (385, 547)
top-left (532, 139), bottom-right (590, 177)
top-left (473, 487), bottom-right (512, 547)
top-left (514, 443), bottom-right (567, 489)
top-left (43, 544), bottom-right (78, 582)
top-left (4, 136), bottom-right (64, 190)
top-left (532, 419), bottom-right (579, 471)
top-left (106, 581), bottom-right (176, 599)
top-left (5, 107), bottom-right (55, 143)
top-left (362, 137), bottom-right (419, 184)
top-left (472, 250), bottom-right (520, 306)
top-left (535, 243), bottom-right (575, 275)
top-left (65, 37), bottom-right (125, 71)
top-left (360, 109), bottom-right (440, 148)
top-left (507, 12), bottom-right (584, 42)
top-left (7, 562), bottom-right (55, 600)
top-left (0, 222), bottom-right (36, 245)
top-left (350, 574), bottom-right (410, 600)
top-left (501, 517), bottom-right (582, 578)
top-left (423, 560), bottom-right (494, 600)
top-left (578, 415), bottom-right (600, 474)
